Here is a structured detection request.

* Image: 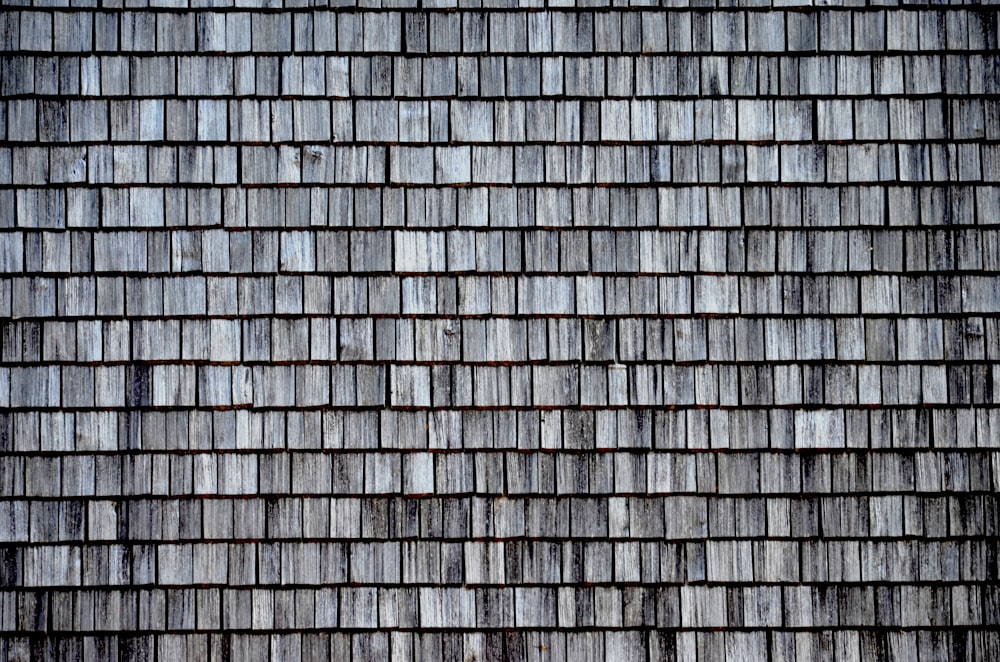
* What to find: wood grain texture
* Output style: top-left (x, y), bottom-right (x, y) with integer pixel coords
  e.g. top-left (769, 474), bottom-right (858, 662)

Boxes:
top-left (1, 0), bottom-right (999, 658)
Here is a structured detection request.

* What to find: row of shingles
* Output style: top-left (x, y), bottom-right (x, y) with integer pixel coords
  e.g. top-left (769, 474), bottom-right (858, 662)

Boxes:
top-left (7, 226), bottom-right (1000, 273)
top-left (4, 311), bottom-right (999, 360)
top-left (0, 149), bottom-right (990, 203)
top-left (4, 0), bottom-right (998, 10)
top-left (2, 489), bottom-right (995, 536)
top-left (3, 9), bottom-right (997, 55)
top-left (3, 192), bottom-right (1000, 269)
top-left (5, 269), bottom-right (1000, 313)
top-left (5, 97), bottom-right (996, 145)
top-left (5, 99), bottom-right (1000, 150)
top-left (2, 448), bottom-right (997, 496)
top-left (2, 631), bottom-right (999, 662)
top-left (0, 359), bottom-right (995, 410)
top-left (3, 52), bottom-right (997, 101)
top-left (6, 187), bottom-right (1000, 230)
top-left (1, 585), bottom-right (998, 638)
top-left (0, 429), bottom-right (996, 497)
top-left (0, 273), bottom-right (995, 319)
top-left (4, 276), bottom-right (1000, 334)
top-left (2, 526), bottom-right (996, 593)
top-left (1, 52), bottom-right (996, 106)
top-left (0, 407), bottom-right (995, 451)
top-left (0, 144), bottom-right (994, 188)
top-left (2, 361), bottom-right (998, 407)
top-left (4, 536), bottom-right (994, 586)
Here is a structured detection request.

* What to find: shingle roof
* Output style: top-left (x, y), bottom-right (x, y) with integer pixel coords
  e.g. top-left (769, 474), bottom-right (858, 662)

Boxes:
top-left (2, 0), bottom-right (1000, 659)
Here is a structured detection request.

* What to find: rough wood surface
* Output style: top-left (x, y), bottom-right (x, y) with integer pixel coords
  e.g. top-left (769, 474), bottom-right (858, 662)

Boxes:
top-left (2, 0), bottom-right (1000, 659)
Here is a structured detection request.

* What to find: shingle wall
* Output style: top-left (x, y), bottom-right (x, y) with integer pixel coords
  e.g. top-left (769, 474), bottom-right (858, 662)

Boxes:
top-left (2, 0), bottom-right (1000, 660)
